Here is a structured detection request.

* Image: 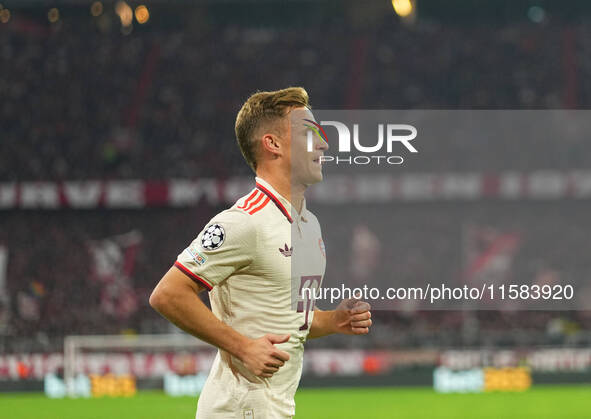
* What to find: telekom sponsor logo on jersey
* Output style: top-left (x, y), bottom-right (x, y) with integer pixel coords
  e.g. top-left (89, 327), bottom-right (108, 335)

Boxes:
top-left (304, 119), bottom-right (418, 165)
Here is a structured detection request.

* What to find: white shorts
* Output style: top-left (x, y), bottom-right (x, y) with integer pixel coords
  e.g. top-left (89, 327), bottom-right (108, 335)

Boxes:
top-left (195, 353), bottom-right (295, 419)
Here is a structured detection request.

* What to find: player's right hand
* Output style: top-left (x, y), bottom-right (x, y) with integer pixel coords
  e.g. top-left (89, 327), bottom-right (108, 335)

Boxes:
top-left (241, 334), bottom-right (291, 378)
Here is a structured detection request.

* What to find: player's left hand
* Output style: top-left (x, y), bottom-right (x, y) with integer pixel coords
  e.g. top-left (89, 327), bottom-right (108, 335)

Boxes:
top-left (333, 299), bottom-right (372, 335)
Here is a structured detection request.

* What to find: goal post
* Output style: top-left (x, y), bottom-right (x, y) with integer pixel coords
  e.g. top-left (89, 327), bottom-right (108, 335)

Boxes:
top-left (63, 334), bottom-right (211, 397)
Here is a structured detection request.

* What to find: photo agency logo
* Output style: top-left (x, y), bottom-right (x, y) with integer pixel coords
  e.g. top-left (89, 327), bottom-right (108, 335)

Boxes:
top-left (304, 118), bottom-right (418, 166)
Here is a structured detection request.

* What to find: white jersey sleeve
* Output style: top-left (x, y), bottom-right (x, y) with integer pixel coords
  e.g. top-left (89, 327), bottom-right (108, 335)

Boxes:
top-left (175, 211), bottom-right (256, 290)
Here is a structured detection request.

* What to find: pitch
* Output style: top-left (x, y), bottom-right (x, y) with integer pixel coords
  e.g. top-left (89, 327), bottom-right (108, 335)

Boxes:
top-left (2, 386), bottom-right (589, 419)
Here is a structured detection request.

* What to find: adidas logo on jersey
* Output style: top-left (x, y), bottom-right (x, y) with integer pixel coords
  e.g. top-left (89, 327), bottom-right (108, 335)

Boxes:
top-left (279, 243), bottom-right (293, 257)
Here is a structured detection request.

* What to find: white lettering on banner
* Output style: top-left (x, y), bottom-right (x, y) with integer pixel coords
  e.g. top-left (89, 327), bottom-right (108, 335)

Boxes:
top-left (0, 183), bottom-right (16, 208)
top-left (439, 350), bottom-right (484, 370)
top-left (221, 178), bottom-right (251, 204)
top-left (131, 353), bottom-right (147, 376)
top-left (152, 354), bottom-right (173, 376)
top-left (111, 354), bottom-right (129, 375)
top-left (7, 355), bottom-right (18, 378)
top-left (105, 181), bottom-right (144, 208)
top-left (2, 172), bottom-right (591, 209)
top-left (440, 349), bottom-right (591, 372)
top-left (302, 350), bottom-right (365, 376)
top-left (20, 183), bottom-right (59, 208)
top-left (400, 174), bottom-right (435, 200)
top-left (0, 349), bottom-right (590, 380)
top-left (440, 174), bottom-right (481, 199)
top-left (493, 350), bottom-right (518, 368)
top-left (169, 180), bottom-right (199, 206)
top-left (527, 349), bottom-right (591, 372)
top-left (527, 171), bottom-right (568, 199)
top-left (499, 172), bottom-right (523, 198)
top-left (571, 171), bottom-right (591, 198)
top-left (86, 354), bottom-right (107, 375)
top-left (63, 182), bottom-right (102, 208)
top-left (308, 176), bottom-right (351, 204)
top-left (169, 179), bottom-right (220, 206)
top-left (355, 175), bottom-right (395, 202)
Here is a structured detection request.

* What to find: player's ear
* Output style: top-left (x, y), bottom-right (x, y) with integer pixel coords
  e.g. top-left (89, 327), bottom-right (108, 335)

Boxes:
top-left (261, 133), bottom-right (282, 157)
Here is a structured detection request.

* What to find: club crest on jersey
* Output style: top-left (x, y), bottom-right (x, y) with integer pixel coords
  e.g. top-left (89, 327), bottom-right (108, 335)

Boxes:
top-left (201, 224), bottom-right (225, 250)
top-left (185, 244), bottom-right (207, 265)
top-left (279, 243), bottom-right (293, 257)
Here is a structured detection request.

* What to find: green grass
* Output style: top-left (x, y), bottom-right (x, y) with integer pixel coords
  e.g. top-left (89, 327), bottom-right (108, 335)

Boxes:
top-left (1, 386), bottom-right (590, 419)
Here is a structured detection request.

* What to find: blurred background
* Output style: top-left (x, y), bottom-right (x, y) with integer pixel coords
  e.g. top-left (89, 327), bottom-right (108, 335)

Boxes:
top-left (1, 0), bottom-right (590, 416)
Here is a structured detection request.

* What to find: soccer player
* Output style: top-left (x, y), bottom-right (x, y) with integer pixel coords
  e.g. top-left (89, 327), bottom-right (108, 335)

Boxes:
top-left (149, 87), bottom-right (372, 418)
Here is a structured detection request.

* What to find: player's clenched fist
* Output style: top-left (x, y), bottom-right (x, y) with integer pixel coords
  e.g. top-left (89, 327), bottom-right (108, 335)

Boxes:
top-left (334, 299), bottom-right (372, 335)
top-left (239, 334), bottom-right (291, 378)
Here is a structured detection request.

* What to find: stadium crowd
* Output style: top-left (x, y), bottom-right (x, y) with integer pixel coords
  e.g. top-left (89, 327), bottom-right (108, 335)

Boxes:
top-left (2, 12), bottom-right (590, 182)
top-left (2, 202), bottom-right (591, 353)
top-left (2, 7), bottom-right (591, 353)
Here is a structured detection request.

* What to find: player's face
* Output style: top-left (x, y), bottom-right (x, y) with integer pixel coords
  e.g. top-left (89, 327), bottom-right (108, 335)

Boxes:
top-left (289, 107), bottom-right (328, 186)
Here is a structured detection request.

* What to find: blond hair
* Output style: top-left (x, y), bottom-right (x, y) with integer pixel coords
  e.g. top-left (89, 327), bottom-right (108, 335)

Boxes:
top-left (235, 87), bottom-right (309, 172)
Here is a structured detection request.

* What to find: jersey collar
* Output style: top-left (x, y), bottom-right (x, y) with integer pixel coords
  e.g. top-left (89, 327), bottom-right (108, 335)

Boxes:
top-left (255, 177), bottom-right (308, 224)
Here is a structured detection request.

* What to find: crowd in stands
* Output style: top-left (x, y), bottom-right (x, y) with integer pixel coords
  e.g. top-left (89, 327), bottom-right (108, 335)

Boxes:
top-left (2, 6), bottom-right (591, 352)
top-left (2, 202), bottom-right (591, 353)
top-left (2, 10), bottom-right (590, 181)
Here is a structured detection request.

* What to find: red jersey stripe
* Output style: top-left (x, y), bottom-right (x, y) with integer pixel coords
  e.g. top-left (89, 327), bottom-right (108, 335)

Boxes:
top-left (173, 261), bottom-right (213, 291)
top-left (243, 191), bottom-right (264, 212)
top-left (248, 196), bottom-right (270, 215)
top-left (237, 189), bottom-right (258, 209)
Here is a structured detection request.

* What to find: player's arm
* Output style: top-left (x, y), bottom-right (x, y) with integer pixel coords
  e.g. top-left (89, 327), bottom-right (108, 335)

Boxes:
top-left (307, 300), bottom-right (372, 339)
top-left (149, 266), bottom-right (290, 378)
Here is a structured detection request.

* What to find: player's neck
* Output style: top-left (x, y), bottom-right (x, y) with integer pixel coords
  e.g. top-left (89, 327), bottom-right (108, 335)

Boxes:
top-left (255, 170), bottom-right (306, 214)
